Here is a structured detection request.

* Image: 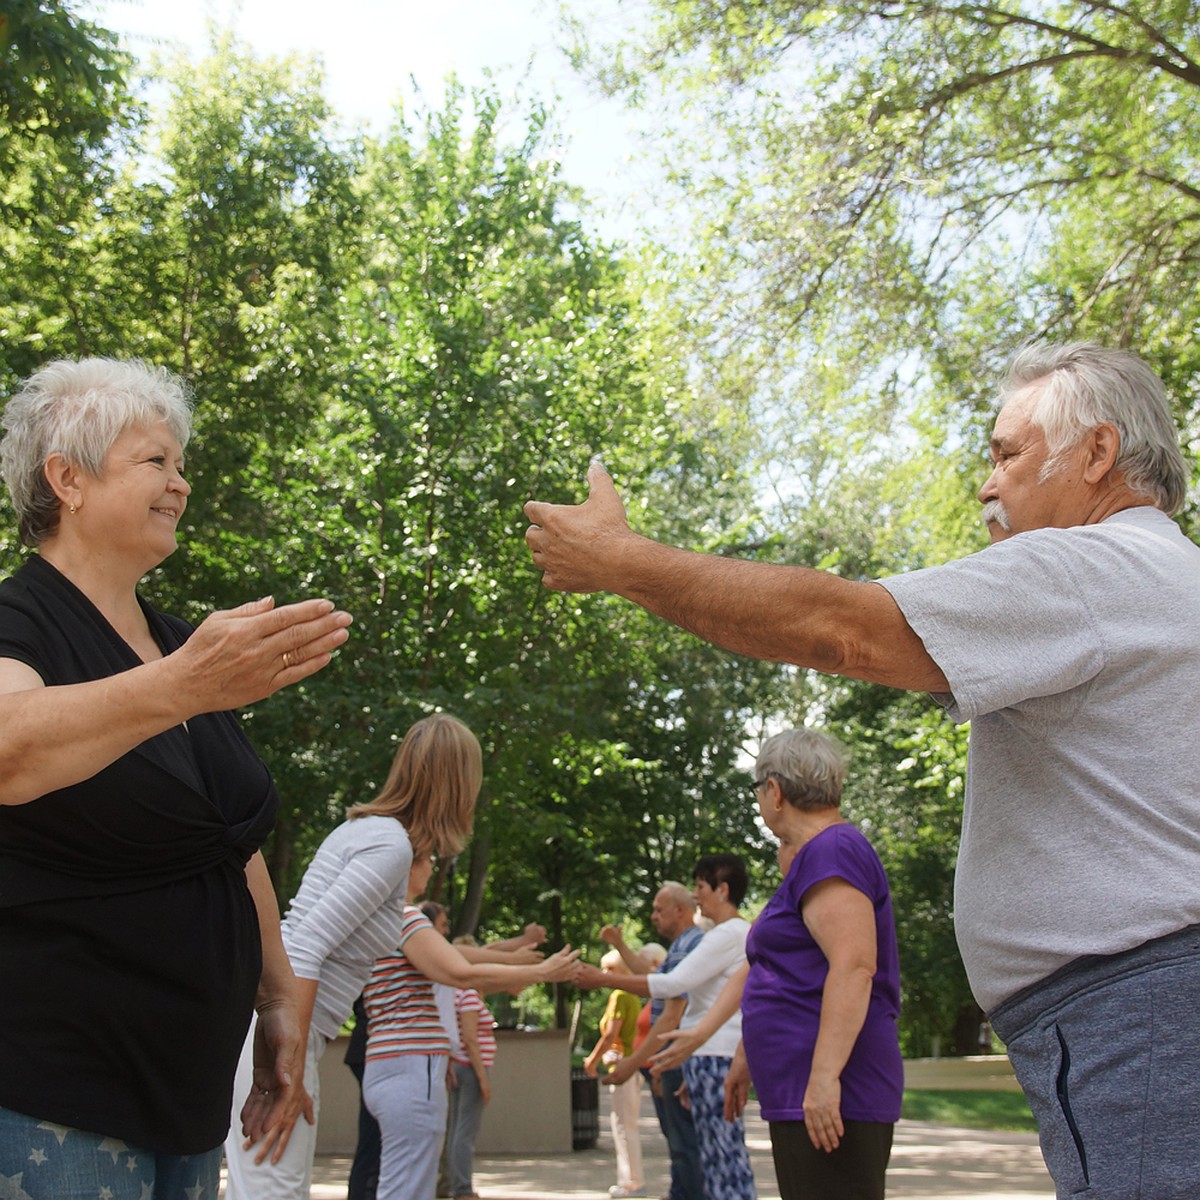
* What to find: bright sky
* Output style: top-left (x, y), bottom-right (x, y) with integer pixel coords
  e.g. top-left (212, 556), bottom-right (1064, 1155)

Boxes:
top-left (79, 0), bottom-right (657, 240)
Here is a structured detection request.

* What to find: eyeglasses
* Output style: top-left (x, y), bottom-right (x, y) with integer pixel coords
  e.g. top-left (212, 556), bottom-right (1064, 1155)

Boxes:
top-left (750, 776), bottom-right (771, 800)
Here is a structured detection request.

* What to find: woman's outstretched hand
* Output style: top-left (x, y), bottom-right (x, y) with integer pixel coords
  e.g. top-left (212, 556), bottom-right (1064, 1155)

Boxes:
top-left (540, 944), bottom-right (584, 984)
top-left (173, 595), bottom-right (352, 714)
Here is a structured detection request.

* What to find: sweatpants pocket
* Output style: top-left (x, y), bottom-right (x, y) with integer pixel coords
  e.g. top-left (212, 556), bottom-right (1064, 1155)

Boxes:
top-left (1054, 1023), bottom-right (1090, 1188)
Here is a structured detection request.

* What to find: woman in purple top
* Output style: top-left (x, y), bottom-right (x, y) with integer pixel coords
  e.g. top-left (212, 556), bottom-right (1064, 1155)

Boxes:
top-left (654, 728), bottom-right (902, 1200)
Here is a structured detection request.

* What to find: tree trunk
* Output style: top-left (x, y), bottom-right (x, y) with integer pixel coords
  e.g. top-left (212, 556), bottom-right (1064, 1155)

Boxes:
top-left (550, 890), bottom-right (568, 1029)
top-left (265, 817), bottom-right (293, 907)
top-left (951, 1001), bottom-right (990, 1055)
top-left (454, 825), bottom-right (491, 937)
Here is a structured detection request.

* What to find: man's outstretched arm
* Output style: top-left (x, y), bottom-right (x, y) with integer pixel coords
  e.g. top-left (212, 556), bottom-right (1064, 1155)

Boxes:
top-left (525, 463), bottom-right (948, 693)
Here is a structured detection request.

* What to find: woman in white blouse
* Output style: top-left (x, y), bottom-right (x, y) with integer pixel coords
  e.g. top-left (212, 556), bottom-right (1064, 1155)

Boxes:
top-left (576, 854), bottom-right (757, 1200)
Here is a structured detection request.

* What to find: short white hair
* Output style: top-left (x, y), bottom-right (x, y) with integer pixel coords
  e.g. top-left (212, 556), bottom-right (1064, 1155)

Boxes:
top-left (1, 358), bottom-right (192, 546)
top-left (755, 727), bottom-right (848, 811)
top-left (1002, 342), bottom-right (1188, 514)
top-left (640, 942), bottom-right (667, 967)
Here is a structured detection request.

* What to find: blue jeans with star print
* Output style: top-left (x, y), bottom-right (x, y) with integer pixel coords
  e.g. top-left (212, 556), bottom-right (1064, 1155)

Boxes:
top-left (0, 1104), bottom-right (222, 1199)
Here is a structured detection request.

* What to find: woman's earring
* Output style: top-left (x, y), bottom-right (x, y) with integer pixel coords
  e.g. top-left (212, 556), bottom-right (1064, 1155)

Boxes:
top-left (68, 504), bottom-right (77, 515)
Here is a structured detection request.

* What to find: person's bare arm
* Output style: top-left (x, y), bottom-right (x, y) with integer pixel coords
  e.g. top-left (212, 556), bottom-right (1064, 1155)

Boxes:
top-left (600, 925), bottom-right (654, 974)
top-left (458, 943), bottom-right (543, 965)
top-left (583, 1015), bottom-right (623, 1077)
top-left (485, 922), bottom-right (547, 952)
top-left (402, 927), bottom-right (580, 993)
top-left (723, 1041), bottom-right (752, 1122)
top-left (458, 1006), bottom-right (492, 1103)
top-left (602, 997), bottom-right (687, 1086)
top-left (650, 961), bottom-right (748, 1073)
top-left (801, 879), bottom-right (878, 1153)
top-left (575, 963), bottom-right (651, 996)
top-left (238, 853), bottom-right (315, 1161)
top-left (0, 596), bottom-right (352, 805)
top-left (525, 464), bottom-right (946, 692)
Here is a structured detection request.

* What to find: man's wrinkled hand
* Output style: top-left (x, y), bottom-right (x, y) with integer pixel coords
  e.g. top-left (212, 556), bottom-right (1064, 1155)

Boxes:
top-left (524, 462), bottom-right (636, 594)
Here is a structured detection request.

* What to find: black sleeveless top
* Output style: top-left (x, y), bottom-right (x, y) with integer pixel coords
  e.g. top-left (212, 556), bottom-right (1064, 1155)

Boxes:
top-left (0, 555), bottom-right (279, 1153)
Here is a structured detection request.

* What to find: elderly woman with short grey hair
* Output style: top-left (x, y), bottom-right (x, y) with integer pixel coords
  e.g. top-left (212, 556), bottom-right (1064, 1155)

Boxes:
top-left (654, 727), bottom-right (903, 1200)
top-left (0, 358), bottom-right (352, 1199)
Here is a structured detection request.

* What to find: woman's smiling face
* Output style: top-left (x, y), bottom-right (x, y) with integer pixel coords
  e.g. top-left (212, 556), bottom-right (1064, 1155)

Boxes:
top-left (74, 421), bottom-right (190, 573)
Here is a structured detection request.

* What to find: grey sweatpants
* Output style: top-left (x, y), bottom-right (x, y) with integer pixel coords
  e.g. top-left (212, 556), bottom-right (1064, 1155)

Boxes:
top-left (363, 1053), bottom-right (449, 1200)
top-left (990, 924), bottom-right (1200, 1199)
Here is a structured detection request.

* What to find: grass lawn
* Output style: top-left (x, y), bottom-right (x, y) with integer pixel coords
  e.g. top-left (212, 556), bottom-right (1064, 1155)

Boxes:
top-left (901, 1089), bottom-right (1039, 1133)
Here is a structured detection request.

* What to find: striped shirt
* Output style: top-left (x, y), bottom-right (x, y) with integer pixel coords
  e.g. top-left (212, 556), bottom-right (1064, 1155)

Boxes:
top-left (282, 815), bottom-right (413, 1040)
top-left (364, 908), bottom-right (451, 1061)
top-left (450, 989), bottom-right (497, 1068)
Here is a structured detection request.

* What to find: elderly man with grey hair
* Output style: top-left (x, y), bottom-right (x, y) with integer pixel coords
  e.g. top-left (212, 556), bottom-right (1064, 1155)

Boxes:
top-left (526, 342), bottom-right (1200, 1199)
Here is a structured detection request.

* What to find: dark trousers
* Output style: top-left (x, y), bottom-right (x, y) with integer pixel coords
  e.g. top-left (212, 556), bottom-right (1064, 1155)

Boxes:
top-left (653, 1065), bottom-right (705, 1200)
top-left (347, 1059), bottom-right (381, 1200)
top-left (768, 1119), bottom-right (893, 1200)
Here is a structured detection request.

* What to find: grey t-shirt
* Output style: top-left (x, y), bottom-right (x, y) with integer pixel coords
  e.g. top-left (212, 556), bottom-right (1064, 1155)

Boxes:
top-left (282, 815), bottom-right (413, 1038)
top-left (879, 505), bottom-right (1200, 1011)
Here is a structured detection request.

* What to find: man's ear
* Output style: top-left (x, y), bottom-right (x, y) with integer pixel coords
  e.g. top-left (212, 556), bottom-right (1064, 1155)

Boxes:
top-left (1083, 422), bottom-right (1121, 485)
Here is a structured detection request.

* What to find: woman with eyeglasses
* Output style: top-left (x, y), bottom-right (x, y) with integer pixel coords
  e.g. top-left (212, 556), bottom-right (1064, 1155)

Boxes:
top-left (653, 728), bottom-right (903, 1200)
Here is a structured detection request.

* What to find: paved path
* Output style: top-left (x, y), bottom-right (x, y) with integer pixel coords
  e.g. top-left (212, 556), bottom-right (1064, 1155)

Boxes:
top-left (291, 1102), bottom-right (1054, 1200)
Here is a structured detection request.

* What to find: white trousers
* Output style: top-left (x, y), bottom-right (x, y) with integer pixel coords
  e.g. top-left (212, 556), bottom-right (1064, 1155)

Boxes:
top-left (364, 1053), bottom-right (450, 1200)
top-left (223, 1016), bottom-right (327, 1200)
top-left (609, 1070), bottom-right (644, 1189)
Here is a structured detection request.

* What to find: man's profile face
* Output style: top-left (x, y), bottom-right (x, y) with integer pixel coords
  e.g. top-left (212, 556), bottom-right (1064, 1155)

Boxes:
top-left (650, 890), bottom-right (677, 935)
top-left (977, 382), bottom-right (1090, 542)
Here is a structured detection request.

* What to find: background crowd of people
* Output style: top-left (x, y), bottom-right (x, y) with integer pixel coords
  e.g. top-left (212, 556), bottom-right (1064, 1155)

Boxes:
top-left (5, 340), bottom-right (1197, 1200)
top-left (0, 341), bottom-right (900, 1200)
top-left (575, 729), bottom-right (903, 1200)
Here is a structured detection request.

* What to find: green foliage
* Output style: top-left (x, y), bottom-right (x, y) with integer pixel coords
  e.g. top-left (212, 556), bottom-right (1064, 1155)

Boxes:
top-left (570, 0), bottom-right (1200, 488)
top-left (561, 0), bottom-right (1200, 1052)
top-left (0, 0), bottom-right (128, 157)
top-left (901, 1088), bottom-right (1038, 1133)
top-left (0, 30), bottom-right (783, 1031)
top-left (20, 0), bottom-right (1185, 1058)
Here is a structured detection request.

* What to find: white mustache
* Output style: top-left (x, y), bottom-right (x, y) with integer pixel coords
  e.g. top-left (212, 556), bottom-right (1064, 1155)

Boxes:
top-left (981, 500), bottom-right (1011, 531)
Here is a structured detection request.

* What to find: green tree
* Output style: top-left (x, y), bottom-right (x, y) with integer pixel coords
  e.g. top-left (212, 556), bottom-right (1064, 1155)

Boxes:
top-left (0, 0), bottom-right (127, 161)
top-left (299, 86), bottom-right (786, 976)
top-left (568, 0), bottom-right (1200, 487)
top-left (0, 27), bottom-right (820, 1035)
top-left (560, 0), bottom-right (1200, 1050)
top-left (0, 0), bottom-right (135, 408)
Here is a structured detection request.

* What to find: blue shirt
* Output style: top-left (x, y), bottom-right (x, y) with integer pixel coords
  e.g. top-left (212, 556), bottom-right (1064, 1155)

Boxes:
top-left (650, 923), bottom-right (703, 1023)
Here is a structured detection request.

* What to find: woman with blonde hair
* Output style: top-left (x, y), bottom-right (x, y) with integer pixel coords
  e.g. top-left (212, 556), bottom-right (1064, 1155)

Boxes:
top-left (225, 712), bottom-right (481, 1200)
